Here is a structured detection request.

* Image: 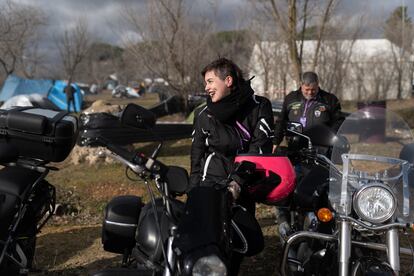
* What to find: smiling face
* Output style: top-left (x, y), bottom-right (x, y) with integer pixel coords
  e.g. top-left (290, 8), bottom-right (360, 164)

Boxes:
top-left (204, 70), bottom-right (233, 102)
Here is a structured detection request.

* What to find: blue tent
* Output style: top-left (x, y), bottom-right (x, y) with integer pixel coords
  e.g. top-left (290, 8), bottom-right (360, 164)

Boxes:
top-left (0, 74), bottom-right (53, 102)
top-left (0, 75), bottom-right (83, 112)
top-left (48, 81), bottom-right (82, 112)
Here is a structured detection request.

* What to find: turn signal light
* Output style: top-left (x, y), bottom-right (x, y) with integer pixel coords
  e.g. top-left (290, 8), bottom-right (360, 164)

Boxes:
top-left (317, 208), bottom-right (333, 223)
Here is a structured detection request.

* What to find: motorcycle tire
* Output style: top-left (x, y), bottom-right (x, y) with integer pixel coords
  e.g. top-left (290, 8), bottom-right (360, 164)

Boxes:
top-left (351, 257), bottom-right (394, 276)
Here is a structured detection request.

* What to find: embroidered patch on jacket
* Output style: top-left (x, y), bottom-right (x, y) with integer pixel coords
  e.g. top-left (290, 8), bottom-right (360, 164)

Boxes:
top-left (290, 103), bottom-right (302, 110)
top-left (314, 110), bottom-right (321, 117)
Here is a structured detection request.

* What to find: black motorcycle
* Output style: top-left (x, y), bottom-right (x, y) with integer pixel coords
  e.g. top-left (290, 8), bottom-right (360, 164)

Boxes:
top-left (0, 107), bottom-right (78, 275)
top-left (274, 122), bottom-right (349, 274)
top-left (280, 107), bottom-right (414, 275)
top-left (92, 103), bottom-right (264, 276)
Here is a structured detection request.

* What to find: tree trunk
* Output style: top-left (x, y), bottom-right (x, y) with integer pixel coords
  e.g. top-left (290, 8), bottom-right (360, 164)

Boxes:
top-left (288, 0), bottom-right (301, 84)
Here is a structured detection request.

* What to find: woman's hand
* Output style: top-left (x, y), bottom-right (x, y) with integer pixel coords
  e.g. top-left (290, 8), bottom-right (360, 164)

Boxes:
top-left (228, 180), bottom-right (241, 200)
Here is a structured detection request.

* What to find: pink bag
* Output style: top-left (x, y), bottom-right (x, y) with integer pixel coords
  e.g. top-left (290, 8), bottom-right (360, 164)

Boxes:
top-left (234, 155), bottom-right (296, 205)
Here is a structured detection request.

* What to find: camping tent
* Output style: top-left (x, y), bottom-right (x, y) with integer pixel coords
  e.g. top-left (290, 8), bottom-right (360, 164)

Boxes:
top-left (48, 81), bottom-right (83, 112)
top-left (0, 75), bottom-right (83, 112)
top-left (0, 75), bottom-right (53, 102)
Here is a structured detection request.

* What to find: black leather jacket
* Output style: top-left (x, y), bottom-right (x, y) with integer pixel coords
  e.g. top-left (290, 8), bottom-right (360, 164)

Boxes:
top-left (273, 88), bottom-right (344, 146)
top-left (190, 93), bottom-right (274, 188)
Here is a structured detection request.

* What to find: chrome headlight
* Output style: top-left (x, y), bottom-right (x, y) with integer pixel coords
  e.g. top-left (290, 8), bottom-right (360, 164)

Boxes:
top-left (192, 255), bottom-right (227, 276)
top-left (353, 184), bottom-right (396, 224)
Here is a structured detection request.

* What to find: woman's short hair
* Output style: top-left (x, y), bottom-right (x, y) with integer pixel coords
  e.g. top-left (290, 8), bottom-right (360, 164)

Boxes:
top-left (201, 58), bottom-right (244, 87)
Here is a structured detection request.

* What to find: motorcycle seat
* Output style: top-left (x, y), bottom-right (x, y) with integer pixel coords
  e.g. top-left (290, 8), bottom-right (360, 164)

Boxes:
top-left (0, 166), bottom-right (42, 198)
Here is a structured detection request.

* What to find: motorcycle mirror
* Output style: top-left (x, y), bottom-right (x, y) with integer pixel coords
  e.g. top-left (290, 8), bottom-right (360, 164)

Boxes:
top-left (330, 135), bottom-right (350, 164)
top-left (287, 131), bottom-right (312, 150)
top-left (286, 122), bottom-right (303, 135)
top-left (120, 103), bottom-right (156, 129)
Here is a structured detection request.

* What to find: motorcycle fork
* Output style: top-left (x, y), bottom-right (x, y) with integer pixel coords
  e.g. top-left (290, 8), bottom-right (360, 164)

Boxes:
top-left (338, 219), bottom-right (351, 276)
top-left (163, 226), bottom-right (177, 276)
top-left (386, 227), bottom-right (400, 275)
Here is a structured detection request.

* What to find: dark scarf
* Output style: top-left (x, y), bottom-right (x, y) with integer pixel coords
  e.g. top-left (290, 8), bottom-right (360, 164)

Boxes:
top-left (207, 80), bottom-right (254, 123)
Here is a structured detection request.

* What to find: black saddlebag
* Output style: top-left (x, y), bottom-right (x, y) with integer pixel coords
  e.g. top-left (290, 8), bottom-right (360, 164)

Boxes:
top-left (102, 195), bottom-right (143, 254)
top-left (0, 166), bottom-right (43, 236)
top-left (0, 107), bottom-right (78, 162)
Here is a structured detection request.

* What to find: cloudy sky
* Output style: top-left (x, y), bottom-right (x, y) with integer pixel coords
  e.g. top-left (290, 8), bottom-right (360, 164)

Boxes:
top-left (5, 0), bottom-right (414, 46)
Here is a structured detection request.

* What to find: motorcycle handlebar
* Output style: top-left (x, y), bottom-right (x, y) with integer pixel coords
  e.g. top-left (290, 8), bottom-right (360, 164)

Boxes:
top-left (105, 149), bottom-right (146, 175)
top-left (99, 137), bottom-right (168, 178)
top-left (105, 142), bottom-right (136, 162)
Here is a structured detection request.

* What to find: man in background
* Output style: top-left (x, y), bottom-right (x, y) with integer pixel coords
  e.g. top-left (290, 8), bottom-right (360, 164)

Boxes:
top-left (273, 71), bottom-right (343, 152)
top-left (65, 82), bottom-right (76, 112)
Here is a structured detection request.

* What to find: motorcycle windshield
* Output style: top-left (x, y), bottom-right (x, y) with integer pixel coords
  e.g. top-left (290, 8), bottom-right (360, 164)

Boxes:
top-left (329, 106), bottom-right (414, 223)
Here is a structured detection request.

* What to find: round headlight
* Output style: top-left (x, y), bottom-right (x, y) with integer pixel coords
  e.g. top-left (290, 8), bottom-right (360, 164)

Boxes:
top-left (353, 184), bottom-right (396, 224)
top-left (192, 255), bottom-right (227, 276)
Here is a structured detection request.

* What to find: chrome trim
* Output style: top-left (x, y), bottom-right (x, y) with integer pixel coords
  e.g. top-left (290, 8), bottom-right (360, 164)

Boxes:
top-left (106, 151), bottom-right (144, 174)
top-left (104, 220), bottom-right (137, 228)
top-left (387, 228), bottom-right (400, 275)
top-left (339, 220), bottom-right (351, 276)
top-left (352, 240), bottom-right (413, 256)
top-left (281, 231), bottom-right (336, 276)
top-left (339, 215), bottom-right (408, 231)
top-left (402, 162), bottom-right (411, 217)
top-left (280, 228), bottom-right (414, 276)
top-left (231, 220), bottom-right (248, 254)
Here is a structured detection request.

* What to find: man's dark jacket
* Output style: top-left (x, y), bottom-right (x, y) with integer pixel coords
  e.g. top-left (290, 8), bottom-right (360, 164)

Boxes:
top-left (273, 88), bottom-right (344, 145)
top-left (190, 83), bottom-right (274, 188)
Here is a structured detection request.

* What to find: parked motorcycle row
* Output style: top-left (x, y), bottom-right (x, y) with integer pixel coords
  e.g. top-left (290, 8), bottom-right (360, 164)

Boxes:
top-left (0, 103), bottom-right (414, 275)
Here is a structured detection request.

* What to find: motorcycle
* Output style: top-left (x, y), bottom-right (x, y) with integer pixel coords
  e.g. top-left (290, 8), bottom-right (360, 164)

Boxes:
top-left (0, 107), bottom-right (78, 275)
top-left (281, 106), bottom-right (414, 275)
top-left (273, 122), bottom-right (345, 274)
top-left (92, 103), bottom-right (266, 276)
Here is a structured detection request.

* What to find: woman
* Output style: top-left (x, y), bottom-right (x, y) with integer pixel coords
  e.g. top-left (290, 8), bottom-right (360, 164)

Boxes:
top-left (190, 57), bottom-right (274, 209)
top-left (189, 57), bottom-right (274, 275)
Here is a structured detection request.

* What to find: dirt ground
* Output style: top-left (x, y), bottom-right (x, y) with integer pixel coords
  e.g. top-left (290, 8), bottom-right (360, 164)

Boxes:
top-left (32, 206), bottom-right (282, 276)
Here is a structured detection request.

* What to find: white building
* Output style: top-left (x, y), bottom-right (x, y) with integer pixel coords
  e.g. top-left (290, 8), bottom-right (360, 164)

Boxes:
top-left (249, 39), bottom-right (413, 101)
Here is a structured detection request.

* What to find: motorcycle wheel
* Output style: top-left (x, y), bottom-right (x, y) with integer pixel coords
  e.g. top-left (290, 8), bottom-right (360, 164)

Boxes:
top-left (351, 257), bottom-right (394, 276)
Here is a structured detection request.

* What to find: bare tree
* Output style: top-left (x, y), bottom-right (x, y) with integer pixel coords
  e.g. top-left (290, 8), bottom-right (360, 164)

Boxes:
top-left (121, 0), bottom-right (217, 99)
top-left (249, 39), bottom-right (292, 99)
top-left (250, 0), bottom-right (338, 84)
top-left (384, 6), bottom-right (413, 99)
top-left (0, 0), bottom-right (46, 79)
top-left (55, 18), bottom-right (91, 85)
